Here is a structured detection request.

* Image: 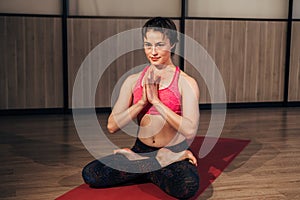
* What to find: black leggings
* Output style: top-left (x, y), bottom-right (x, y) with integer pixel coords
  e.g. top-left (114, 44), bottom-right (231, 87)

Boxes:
top-left (82, 139), bottom-right (200, 199)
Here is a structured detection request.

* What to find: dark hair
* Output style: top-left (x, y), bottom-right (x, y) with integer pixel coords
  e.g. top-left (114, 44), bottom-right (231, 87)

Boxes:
top-left (142, 17), bottom-right (178, 55)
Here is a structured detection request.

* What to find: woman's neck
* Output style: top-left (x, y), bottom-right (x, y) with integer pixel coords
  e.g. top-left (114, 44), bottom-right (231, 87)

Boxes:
top-left (151, 63), bottom-right (176, 71)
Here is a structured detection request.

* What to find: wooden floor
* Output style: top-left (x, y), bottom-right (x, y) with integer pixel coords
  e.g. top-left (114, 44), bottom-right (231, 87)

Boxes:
top-left (0, 107), bottom-right (300, 200)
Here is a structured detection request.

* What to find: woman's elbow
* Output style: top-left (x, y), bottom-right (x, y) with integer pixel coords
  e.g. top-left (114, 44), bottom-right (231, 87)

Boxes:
top-left (107, 115), bottom-right (118, 133)
top-left (107, 122), bottom-right (117, 134)
top-left (184, 127), bottom-right (198, 140)
top-left (185, 133), bottom-right (196, 140)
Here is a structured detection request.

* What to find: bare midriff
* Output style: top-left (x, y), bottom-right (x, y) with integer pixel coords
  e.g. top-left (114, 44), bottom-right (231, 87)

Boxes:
top-left (137, 114), bottom-right (185, 148)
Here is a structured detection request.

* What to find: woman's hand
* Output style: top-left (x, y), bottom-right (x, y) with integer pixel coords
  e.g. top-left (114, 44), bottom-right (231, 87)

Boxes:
top-left (145, 68), bottom-right (161, 105)
top-left (138, 84), bottom-right (148, 106)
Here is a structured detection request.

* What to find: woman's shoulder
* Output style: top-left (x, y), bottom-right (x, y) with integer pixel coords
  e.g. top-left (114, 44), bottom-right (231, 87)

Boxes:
top-left (126, 71), bottom-right (144, 82)
top-left (178, 70), bottom-right (199, 94)
top-left (178, 70), bottom-right (198, 85)
top-left (122, 71), bottom-right (143, 90)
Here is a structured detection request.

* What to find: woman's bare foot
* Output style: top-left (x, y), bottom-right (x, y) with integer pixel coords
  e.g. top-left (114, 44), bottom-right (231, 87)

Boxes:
top-left (183, 150), bottom-right (198, 166)
top-left (114, 148), bottom-right (149, 161)
top-left (156, 148), bottom-right (198, 167)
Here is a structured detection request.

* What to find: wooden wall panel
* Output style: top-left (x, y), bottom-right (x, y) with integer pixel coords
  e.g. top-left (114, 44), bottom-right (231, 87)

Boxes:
top-left (185, 20), bottom-right (286, 103)
top-left (0, 16), bottom-right (63, 109)
top-left (288, 22), bottom-right (300, 101)
top-left (68, 18), bottom-right (180, 108)
top-left (1, 17), bottom-right (293, 110)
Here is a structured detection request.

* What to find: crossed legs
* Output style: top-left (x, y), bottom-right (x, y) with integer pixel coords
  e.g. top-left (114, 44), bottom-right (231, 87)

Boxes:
top-left (82, 153), bottom-right (199, 199)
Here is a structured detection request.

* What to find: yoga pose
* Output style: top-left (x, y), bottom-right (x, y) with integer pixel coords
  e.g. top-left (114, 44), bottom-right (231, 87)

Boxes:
top-left (82, 17), bottom-right (200, 199)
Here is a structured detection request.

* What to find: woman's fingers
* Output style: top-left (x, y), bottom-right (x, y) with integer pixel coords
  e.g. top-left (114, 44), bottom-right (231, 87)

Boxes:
top-left (155, 76), bottom-right (161, 86)
top-left (150, 68), bottom-right (154, 81)
top-left (144, 67), bottom-right (161, 104)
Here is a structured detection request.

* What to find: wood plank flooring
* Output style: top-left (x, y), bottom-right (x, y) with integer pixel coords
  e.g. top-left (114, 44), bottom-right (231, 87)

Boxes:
top-left (0, 107), bottom-right (299, 200)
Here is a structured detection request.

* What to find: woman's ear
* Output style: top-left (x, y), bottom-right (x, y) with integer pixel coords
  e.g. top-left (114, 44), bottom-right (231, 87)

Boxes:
top-left (170, 43), bottom-right (176, 49)
top-left (170, 43), bottom-right (177, 55)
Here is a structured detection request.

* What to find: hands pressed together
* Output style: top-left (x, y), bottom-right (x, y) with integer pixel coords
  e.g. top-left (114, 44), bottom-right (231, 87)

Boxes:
top-left (139, 66), bottom-right (161, 106)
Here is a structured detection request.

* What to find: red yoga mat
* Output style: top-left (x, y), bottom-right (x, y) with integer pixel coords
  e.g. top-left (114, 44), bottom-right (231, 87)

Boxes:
top-left (56, 137), bottom-right (250, 200)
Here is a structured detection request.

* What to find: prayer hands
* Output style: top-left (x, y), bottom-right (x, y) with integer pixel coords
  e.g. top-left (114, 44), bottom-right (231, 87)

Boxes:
top-left (140, 66), bottom-right (161, 106)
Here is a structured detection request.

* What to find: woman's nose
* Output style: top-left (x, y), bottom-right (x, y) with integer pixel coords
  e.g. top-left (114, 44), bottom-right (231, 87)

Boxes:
top-left (151, 46), bottom-right (158, 55)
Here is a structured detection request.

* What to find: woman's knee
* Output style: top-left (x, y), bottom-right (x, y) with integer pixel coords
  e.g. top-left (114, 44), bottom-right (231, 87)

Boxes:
top-left (81, 160), bottom-right (104, 187)
top-left (185, 176), bottom-right (200, 198)
top-left (173, 175), bottom-right (199, 199)
top-left (82, 164), bottom-right (95, 185)
top-left (168, 166), bottom-right (200, 199)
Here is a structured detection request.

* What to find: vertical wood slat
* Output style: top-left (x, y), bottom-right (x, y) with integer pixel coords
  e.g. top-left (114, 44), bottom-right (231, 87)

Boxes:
top-left (0, 16), bottom-right (63, 109)
top-left (288, 22), bottom-right (300, 101)
top-left (68, 18), bottom-right (145, 108)
top-left (0, 17), bottom-right (7, 107)
top-left (185, 20), bottom-right (286, 104)
top-left (1, 17), bottom-right (295, 110)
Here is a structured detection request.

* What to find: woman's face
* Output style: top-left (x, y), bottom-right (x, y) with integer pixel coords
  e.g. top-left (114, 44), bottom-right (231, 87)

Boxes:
top-left (143, 30), bottom-right (174, 66)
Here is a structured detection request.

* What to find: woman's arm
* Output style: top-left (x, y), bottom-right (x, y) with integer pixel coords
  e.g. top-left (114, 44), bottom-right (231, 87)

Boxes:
top-left (147, 73), bottom-right (200, 139)
top-left (107, 74), bottom-right (147, 133)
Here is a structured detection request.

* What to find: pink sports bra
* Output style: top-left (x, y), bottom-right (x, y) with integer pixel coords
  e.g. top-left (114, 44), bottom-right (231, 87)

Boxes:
top-left (132, 66), bottom-right (182, 116)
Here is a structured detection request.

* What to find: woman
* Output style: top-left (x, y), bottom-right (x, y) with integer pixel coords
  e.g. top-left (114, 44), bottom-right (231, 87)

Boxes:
top-left (82, 17), bottom-right (200, 199)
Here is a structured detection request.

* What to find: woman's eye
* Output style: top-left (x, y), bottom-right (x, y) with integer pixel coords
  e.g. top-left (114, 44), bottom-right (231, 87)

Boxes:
top-left (156, 43), bottom-right (167, 49)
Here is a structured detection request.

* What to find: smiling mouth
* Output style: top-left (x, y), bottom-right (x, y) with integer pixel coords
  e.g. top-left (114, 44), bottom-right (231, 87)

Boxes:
top-left (151, 57), bottom-right (160, 61)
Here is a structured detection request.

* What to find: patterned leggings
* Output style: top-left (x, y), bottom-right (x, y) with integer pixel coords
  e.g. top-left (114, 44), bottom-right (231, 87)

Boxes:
top-left (82, 139), bottom-right (200, 199)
